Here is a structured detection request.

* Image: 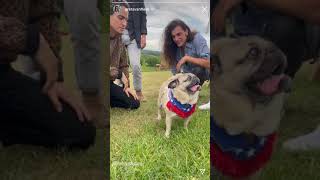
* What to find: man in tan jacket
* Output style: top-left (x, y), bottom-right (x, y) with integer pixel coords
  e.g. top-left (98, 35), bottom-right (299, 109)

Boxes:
top-left (0, 0), bottom-right (95, 149)
top-left (110, 0), bottom-right (140, 109)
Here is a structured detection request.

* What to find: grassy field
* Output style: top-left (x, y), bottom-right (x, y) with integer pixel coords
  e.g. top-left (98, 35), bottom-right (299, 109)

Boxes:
top-left (257, 63), bottom-right (320, 180)
top-left (0, 33), bottom-right (107, 179)
top-left (110, 71), bottom-right (210, 179)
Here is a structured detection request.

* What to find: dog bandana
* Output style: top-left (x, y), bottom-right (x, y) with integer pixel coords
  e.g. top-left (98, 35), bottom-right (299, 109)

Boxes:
top-left (210, 115), bottom-right (277, 178)
top-left (166, 89), bottom-right (196, 119)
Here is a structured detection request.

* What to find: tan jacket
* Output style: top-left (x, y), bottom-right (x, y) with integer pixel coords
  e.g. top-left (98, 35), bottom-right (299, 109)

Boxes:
top-left (110, 35), bottom-right (129, 81)
top-left (0, 0), bottom-right (61, 64)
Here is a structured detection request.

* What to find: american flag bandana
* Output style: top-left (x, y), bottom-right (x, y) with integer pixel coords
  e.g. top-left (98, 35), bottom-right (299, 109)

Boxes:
top-left (166, 89), bottom-right (196, 119)
top-left (211, 115), bottom-right (268, 160)
top-left (210, 115), bottom-right (277, 178)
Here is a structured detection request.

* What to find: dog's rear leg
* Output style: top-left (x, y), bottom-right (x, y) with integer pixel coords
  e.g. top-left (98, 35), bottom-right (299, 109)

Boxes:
top-left (165, 116), bottom-right (172, 138)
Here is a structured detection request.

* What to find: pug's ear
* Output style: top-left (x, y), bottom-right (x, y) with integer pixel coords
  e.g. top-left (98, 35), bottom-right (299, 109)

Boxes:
top-left (168, 79), bottom-right (179, 89)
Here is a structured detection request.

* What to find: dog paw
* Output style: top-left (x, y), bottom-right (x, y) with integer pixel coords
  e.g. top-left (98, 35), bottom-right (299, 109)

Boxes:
top-left (165, 132), bottom-right (170, 138)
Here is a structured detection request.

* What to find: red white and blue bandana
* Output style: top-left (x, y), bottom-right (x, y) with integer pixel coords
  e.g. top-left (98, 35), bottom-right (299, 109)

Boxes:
top-left (166, 89), bottom-right (196, 119)
top-left (210, 115), bottom-right (277, 178)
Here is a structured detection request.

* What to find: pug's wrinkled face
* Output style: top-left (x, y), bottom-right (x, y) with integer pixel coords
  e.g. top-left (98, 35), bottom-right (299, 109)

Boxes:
top-left (212, 36), bottom-right (291, 103)
top-left (168, 73), bottom-right (201, 94)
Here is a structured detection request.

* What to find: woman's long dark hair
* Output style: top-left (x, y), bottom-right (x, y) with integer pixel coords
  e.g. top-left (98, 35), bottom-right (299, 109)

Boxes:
top-left (162, 19), bottom-right (195, 66)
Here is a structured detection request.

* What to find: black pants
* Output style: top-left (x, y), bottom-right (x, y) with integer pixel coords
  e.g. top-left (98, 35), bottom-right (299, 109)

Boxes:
top-left (110, 82), bottom-right (140, 109)
top-left (0, 64), bottom-right (95, 149)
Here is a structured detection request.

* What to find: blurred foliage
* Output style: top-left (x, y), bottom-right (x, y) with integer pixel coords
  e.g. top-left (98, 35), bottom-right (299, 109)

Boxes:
top-left (143, 55), bottom-right (160, 67)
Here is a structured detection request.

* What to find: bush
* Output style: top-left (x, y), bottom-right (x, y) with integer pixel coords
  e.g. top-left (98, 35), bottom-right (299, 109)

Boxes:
top-left (140, 55), bottom-right (146, 66)
top-left (144, 55), bottom-right (160, 67)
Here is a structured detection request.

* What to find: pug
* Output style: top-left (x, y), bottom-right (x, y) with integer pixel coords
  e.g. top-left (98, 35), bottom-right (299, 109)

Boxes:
top-left (211, 36), bottom-right (291, 179)
top-left (157, 73), bottom-right (201, 138)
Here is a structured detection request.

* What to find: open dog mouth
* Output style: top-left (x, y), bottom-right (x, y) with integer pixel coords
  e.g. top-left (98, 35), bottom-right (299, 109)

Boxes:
top-left (187, 77), bottom-right (201, 93)
top-left (245, 54), bottom-right (291, 100)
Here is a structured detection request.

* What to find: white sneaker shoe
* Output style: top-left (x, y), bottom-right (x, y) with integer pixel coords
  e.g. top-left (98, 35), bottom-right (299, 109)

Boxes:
top-left (199, 101), bottom-right (210, 110)
top-left (283, 126), bottom-right (320, 151)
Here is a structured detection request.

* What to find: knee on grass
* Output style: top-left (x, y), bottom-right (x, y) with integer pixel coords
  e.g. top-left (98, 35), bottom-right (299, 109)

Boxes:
top-left (56, 123), bottom-right (96, 149)
top-left (129, 99), bottom-right (140, 109)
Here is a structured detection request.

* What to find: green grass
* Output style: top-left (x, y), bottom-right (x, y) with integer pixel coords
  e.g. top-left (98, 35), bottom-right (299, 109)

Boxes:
top-left (110, 71), bottom-right (210, 179)
top-left (0, 132), bottom-right (106, 180)
top-left (0, 34), bottom-right (107, 179)
top-left (258, 64), bottom-right (320, 180)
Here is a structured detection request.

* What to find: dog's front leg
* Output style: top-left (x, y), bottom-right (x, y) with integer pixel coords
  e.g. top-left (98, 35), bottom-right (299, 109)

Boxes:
top-left (156, 108), bottom-right (161, 122)
top-left (165, 116), bottom-right (173, 138)
top-left (184, 116), bottom-right (192, 130)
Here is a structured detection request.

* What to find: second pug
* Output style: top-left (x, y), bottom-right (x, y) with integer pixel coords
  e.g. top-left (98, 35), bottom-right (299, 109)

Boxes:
top-left (211, 36), bottom-right (291, 179)
top-left (157, 73), bottom-right (201, 138)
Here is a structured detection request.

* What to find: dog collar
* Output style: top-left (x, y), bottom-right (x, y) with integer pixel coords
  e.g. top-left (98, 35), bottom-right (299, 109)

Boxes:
top-left (166, 89), bottom-right (196, 119)
top-left (211, 115), bottom-right (270, 160)
top-left (210, 115), bottom-right (277, 178)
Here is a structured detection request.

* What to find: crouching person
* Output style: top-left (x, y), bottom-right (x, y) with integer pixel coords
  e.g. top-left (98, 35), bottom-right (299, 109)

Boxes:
top-left (109, 0), bottom-right (140, 110)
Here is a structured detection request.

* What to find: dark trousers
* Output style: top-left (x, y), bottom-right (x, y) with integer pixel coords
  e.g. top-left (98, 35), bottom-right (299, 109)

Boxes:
top-left (0, 64), bottom-right (95, 149)
top-left (110, 82), bottom-right (140, 109)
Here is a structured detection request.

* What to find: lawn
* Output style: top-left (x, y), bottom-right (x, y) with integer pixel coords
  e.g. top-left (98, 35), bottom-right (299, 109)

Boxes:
top-left (110, 71), bottom-right (210, 179)
top-left (0, 32), bottom-right (107, 179)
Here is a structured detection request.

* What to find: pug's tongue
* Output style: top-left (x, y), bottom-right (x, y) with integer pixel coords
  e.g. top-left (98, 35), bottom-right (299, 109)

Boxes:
top-left (190, 85), bottom-right (200, 92)
top-left (256, 75), bottom-right (284, 95)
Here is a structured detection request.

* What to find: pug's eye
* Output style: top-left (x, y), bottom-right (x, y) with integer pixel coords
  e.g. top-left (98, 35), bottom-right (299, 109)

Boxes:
top-left (248, 47), bottom-right (261, 59)
top-left (184, 75), bottom-right (192, 82)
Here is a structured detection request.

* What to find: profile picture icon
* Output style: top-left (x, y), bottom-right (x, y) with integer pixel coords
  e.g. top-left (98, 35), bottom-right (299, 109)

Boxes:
top-left (113, 5), bottom-right (121, 13)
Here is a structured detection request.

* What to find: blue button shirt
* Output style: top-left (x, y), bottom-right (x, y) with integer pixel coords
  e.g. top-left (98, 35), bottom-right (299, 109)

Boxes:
top-left (172, 32), bottom-right (210, 74)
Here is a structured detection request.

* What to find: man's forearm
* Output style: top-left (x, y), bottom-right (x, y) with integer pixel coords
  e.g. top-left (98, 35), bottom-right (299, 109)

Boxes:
top-left (121, 72), bottom-right (130, 88)
top-left (187, 57), bottom-right (210, 69)
top-left (249, 0), bottom-right (320, 24)
top-left (30, 0), bottom-right (63, 81)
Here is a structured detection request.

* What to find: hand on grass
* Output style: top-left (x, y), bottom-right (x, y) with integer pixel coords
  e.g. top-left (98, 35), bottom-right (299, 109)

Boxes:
top-left (124, 87), bottom-right (138, 101)
top-left (45, 82), bottom-right (92, 122)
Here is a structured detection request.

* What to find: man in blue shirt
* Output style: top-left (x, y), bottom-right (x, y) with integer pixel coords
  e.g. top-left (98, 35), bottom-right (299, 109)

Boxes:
top-left (163, 19), bottom-right (210, 85)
